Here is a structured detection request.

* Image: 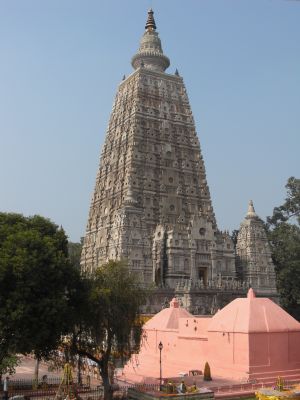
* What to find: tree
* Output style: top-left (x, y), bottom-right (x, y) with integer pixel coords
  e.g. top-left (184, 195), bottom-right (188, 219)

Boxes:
top-left (71, 261), bottom-right (147, 400)
top-left (0, 213), bottom-right (81, 366)
top-left (267, 178), bottom-right (300, 320)
top-left (267, 177), bottom-right (300, 226)
top-left (68, 241), bottom-right (83, 270)
top-left (0, 352), bottom-right (20, 382)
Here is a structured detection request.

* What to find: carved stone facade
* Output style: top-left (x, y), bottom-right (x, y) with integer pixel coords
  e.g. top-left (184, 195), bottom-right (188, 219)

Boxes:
top-left (236, 201), bottom-right (277, 295)
top-left (81, 10), bottom-right (278, 313)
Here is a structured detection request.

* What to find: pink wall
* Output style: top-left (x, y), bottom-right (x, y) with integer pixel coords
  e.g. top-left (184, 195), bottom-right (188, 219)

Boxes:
top-left (205, 331), bottom-right (249, 378)
top-left (124, 323), bottom-right (300, 382)
top-left (289, 332), bottom-right (300, 364)
top-left (249, 332), bottom-right (300, 373)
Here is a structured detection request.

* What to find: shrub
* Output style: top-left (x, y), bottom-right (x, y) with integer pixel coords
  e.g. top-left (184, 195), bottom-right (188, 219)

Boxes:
top-left (203, 362), bottom-right (212, 381)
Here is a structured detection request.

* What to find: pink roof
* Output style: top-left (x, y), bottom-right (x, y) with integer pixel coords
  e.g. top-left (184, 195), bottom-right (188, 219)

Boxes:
top-left (208, 289), bottom-right (300, 333)
top-left (144, 298), bottom-right (193, 331)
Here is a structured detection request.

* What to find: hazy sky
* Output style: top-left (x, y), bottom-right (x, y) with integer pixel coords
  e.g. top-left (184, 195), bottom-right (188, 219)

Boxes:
top-left (1, 0), bottom-right (299, 242)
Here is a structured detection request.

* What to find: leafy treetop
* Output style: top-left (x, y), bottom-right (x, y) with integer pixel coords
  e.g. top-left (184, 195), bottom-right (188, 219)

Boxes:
top-left (267, 177), bottom-right (300, 226)
top-left (0, 212), bottom-right (81, 360)
top-left (266, 177), bottom-right (300, 320)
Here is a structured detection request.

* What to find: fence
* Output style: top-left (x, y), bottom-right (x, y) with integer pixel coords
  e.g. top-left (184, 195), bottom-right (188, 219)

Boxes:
top-left (0, 377), bottom-right (103, 400)
top-left (0, 380), bottom-right (162, 400)
top-left (209, 379), bottom-right (300, 398)
top-left (1, 378), bottom-right (300, 400)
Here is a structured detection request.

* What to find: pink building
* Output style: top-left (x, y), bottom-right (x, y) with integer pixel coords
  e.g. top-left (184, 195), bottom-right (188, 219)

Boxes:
top-left (122, 290), bottom-right (300, 383)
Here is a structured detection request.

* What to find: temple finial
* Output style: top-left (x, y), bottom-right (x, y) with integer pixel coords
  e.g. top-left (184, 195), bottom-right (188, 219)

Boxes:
top-left (170, 298), bottom-right (179, 308)
top-left (247, 287), bottom-right (256, 299)
top-left (132, 9), bottom-right (170, 72)
top-left (145, 8), bottom-right (157, 31)
top-left (246, 200), bottom-right (258, 218)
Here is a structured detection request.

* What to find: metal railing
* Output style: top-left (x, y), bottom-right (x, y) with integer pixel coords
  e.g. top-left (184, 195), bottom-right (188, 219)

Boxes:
top-left (210, 379), bottom-right (300, 397)
top-left (0, 381), bottom-right (160, 400)
top-left (2, 378), bottom-right (300, 400)
top-left (0, 377), bottom-right (100, 399)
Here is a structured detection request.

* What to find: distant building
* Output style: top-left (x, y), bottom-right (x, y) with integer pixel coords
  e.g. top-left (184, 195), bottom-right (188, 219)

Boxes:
top-left (81, 9), bottom-right (277, 313)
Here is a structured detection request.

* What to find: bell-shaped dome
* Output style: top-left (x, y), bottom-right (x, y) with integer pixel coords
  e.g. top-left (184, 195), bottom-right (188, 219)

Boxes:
top-left (131, 9), bottom-right (170, 72)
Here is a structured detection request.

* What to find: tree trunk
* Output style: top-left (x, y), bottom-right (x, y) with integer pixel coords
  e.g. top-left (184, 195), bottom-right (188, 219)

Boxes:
top-left (77, 355), bottom-right (82, 386)
top-left (34, 358), bottom-right (40, 380)
top-left (33, 358), bottom-right (40, 389)
top-left (99, 364), bottom-right (112, 400)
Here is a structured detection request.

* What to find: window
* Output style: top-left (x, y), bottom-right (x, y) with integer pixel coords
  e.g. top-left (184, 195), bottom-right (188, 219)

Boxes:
top-left (199, 228), bottom-right (205, 236)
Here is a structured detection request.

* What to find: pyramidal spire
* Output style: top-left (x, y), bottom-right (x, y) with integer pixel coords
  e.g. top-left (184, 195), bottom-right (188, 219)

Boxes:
top-left (145, 8), bottom-right (156, 31)
top-left (131, 9), bottom-right (170, 72)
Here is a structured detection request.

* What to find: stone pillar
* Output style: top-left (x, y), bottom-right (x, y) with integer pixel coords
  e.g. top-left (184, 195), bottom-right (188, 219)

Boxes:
top-left (211, 251), bottom-right (217, 281)
top-left (190, 249), bottom-right (197, 281)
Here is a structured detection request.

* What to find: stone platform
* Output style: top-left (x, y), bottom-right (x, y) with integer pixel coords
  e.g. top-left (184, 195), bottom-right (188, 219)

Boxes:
top-left (128, 387), bottom-right (214, 400)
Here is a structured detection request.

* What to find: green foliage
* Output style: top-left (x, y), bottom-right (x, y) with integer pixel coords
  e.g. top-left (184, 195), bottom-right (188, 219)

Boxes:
top-left (0, 353), bottom-right (20, 378)
top-left (267, 177), bottom-right (300, 320)
top-left (0, 212), bottom-right (81, 360)
top-left (72, 260), bottom-right (148, 400)
top-left (68, 241), bottom-right (82, 270)
top-left (268, 223), bottom-right (300, 267)
top-left (267, 177), bottom-right (300, 226)
top-left (203, 361), bottom-right (212, 381)
top-left (268, 223), bottom-right (300, 319)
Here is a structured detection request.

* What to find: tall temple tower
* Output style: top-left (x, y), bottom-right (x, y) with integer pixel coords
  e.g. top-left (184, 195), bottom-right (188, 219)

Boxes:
top-left (81, 10), bottom-right (277, 312)
top-left (81, 9), bottom-right (235, 287)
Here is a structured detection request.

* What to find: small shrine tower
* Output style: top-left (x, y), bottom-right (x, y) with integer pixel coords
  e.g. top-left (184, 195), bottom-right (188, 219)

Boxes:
top-left (236, 201), bottom-right (277, 296)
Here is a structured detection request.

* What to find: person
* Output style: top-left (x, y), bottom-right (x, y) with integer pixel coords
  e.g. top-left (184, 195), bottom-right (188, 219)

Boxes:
top-left (178, 380), bottom-right (187, 394)
top-left (3, 377), bottom-right (9, 400)
top-left (166, 381), bottom-right (174, 394)
top-left (191, 382), bottom-right (197, 392)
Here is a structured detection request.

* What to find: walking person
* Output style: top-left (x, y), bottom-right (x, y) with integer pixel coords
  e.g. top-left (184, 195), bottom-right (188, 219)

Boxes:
top-left (3, 376), bottom-right (9, 400)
